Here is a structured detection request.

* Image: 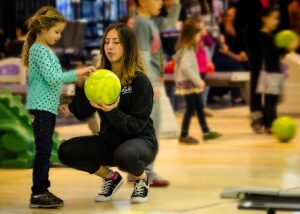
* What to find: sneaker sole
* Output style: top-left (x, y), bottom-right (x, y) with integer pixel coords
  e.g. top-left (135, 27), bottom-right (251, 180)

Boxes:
top-left (95, 178), bottom-right (124, 202)
top-left (29, 203), bottom-right (64, 208)
top-left (179, 141), bottom-right (199, 145)
top-left (203, 134), bottom-right (222, 141)
top-left (131, 196), bottom-right (148, 203)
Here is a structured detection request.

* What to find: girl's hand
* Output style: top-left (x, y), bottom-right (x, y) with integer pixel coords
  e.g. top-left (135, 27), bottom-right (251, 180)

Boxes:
top-left (76, 66), bottom-right (96, 76)
top-left (59, 104), bottom-right (70, 117)
top-left (199, 80), bottom-right (206, 89)
top-left (75, 74), bottom-right (87, 88)
top-left (157, 76), bottom-right (164, 84)
top-left (90, 98), bottom-right (120, 112)
top-left (153, 87), bottom-right (160, 99)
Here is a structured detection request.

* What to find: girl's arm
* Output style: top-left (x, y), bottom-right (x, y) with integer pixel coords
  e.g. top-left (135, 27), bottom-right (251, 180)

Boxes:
top-left (33, 49), bottom-right (77, 85)
top-left (180, 51), bottom-right (201, 86)
top-left (33, 47), bottom-right (94, 85)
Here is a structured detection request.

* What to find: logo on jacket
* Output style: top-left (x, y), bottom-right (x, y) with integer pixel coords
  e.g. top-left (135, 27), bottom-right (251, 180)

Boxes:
top-left (121, 86), bottom-right (132, 95)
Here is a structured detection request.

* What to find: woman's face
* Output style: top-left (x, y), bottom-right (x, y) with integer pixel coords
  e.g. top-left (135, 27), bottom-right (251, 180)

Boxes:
top-left (104, 29), bottom-right (124, 64)
top-left (226, 8), bottom-right (236, 21)
top-left (263, 11), bottom-right (280, 31)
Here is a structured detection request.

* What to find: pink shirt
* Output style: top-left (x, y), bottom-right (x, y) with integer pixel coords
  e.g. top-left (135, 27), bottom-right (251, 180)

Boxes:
top-left (196, 34), bottom-right (214, 74)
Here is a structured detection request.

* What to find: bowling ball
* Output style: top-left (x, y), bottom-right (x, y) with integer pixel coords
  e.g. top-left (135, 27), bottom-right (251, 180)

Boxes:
top-left (207, 60), bottom-right (215, 73)
top-left (164, 59), bottom-right (175, 74)
top-left (271, 116), bottom-right (297, 143)
top-left (84, 69), bottom-right (121, 105)
top-left (274, 30), bottom-right (298, 51)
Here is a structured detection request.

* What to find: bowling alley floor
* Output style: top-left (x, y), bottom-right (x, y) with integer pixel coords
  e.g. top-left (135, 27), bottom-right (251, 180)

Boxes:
top-left (1, 106), bottom-right (300, 214)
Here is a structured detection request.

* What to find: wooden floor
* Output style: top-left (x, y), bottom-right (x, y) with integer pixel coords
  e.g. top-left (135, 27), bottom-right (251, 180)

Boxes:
top-left (1, 106), bottom-right (300, 214)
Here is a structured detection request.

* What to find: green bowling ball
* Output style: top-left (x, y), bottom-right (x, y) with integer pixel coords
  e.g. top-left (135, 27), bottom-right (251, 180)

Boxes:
top-left (271, 116), bottom-right (297, 143)
top-left (84, 69), bottom-right (121, 105)
top-left (274, 30), bottom-right (298, 51)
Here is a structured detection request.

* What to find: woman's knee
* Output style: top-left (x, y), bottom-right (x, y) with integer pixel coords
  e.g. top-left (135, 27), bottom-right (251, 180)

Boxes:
top-left (113, 148), bottom-right (144, 176)
top-left (58, 140), bottom-right (74, 164)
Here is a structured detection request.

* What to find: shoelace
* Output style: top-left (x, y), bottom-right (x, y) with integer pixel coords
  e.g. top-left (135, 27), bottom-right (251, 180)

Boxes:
top-left (133, 180), bottom-right (147, 196)
top-left (100, 179), bottom-right (113, 195)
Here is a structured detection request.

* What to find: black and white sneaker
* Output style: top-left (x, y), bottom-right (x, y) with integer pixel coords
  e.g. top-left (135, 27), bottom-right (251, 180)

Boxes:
top-left (95, 172), bottom-right (123, 202)
top-left (29, 191), bottom-right (64, 208)
top-left (131, 178), bottom-right (149, 203)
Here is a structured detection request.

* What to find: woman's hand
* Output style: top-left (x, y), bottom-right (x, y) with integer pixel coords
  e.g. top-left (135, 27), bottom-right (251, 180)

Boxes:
top-left (90, 98), bottom-right (120, 112)
top-left (239, 51), bottom-right (248, 61)
top-left (220, 44), bottom-right (229, 54)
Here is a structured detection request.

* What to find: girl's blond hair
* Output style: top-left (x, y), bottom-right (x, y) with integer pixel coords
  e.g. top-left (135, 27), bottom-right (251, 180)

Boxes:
top-left (176, 18), bottom-right (202, 50)
top-left (21, 6), bottom-right (66, 67)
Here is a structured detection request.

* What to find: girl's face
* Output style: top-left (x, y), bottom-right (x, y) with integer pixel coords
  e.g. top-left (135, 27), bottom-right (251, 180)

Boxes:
top-left (104, 29), bottom-right (124, 64)
top-left (39, 22), bottom-right (65, 46)
top-left (127, 17), bottom-right (134, 29)
top-left (194, 31), bottom-right (202, 44)
top-left (142, 0), bottom-right (163, 16)
top-left (198, 22), bottom-right (206, 35)
top-left (263, 11), bottom-right (280, 31)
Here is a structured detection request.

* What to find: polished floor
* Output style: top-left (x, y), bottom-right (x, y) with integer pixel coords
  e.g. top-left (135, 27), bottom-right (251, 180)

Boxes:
top-left (0, 107), bottom-right (300, 214)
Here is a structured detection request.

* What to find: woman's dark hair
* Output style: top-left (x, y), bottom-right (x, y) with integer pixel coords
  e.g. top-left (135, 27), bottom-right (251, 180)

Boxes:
top-left (119, 15), bottom-right (132, 24)
top-left (261, 6), bottom-right (280, 18)
top-left (99, 23), bottom-right (145, 85)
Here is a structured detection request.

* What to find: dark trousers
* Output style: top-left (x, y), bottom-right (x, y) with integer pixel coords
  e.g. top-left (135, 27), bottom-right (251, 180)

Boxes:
top-left (180, 93), bottom-right (209, 137)
top-left (29, 110), bottom-right (56, 195)
top-left (263, 94), bottom-right (278, 128)
top-left (58, 136), bottom-right (156, 177)
top-left (247, 44), bottom-right (263, 114)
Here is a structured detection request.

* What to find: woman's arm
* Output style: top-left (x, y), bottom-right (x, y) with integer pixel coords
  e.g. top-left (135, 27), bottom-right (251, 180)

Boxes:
top-left (92, 76), bottom-right (154, 135)
top-left (68, 86), bottom-right (96, 120)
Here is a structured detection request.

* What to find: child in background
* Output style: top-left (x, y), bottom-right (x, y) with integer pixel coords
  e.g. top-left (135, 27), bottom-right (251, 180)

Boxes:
top-left (195, 18), bottom-right (215, 116)
top-left (133, 0), bottom-right (170, 187)
top-left (256, 7), bottom-right (286, 133)
top-left (21, 6), bottom-right (95, 208)
top-left (174, 18), bottom-right (221, 144)
top-left (119, 15), bottom-right (135, 28)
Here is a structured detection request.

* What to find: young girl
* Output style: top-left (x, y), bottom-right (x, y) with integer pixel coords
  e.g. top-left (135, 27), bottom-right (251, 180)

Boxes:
top-left (195, 18), bottom-right (215, 116)
top-left (22, 6), bottom-right (95, 208)
top-left (174, 18), bottom-right (221, 144)
top-left (58, 23), bottom-right (158, 203)
top-left (256, 8), bottom-right (285, 133)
